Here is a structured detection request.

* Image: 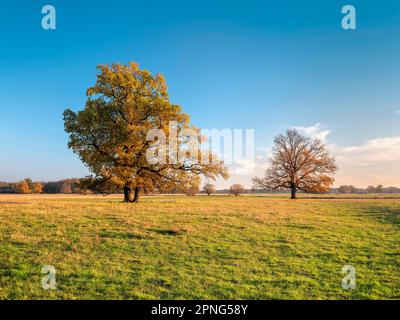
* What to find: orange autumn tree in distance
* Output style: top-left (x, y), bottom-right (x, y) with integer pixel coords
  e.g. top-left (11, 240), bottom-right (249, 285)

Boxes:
top-left (32, 182), bottom-right (44, 194)
top-left (253, 130), bottom-right (337, 199)
top-left (63, 62), bottom-right (229, 203)
top-left (15, 180), bottom-right (32, 194)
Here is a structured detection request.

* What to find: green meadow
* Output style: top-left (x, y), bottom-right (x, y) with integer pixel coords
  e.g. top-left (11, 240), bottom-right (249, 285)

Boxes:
top-left (0, 194), bottom-right (399, 299)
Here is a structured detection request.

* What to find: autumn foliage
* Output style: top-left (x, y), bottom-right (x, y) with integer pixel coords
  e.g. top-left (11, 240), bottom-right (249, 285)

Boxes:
top-left (64, 63), bottom-right (228, 202)
top-left (15, 180), bottom-right (32, 194)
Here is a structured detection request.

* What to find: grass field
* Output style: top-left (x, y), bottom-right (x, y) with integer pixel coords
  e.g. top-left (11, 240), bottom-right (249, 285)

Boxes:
top-left (0, 194), bottom-right (399, 299)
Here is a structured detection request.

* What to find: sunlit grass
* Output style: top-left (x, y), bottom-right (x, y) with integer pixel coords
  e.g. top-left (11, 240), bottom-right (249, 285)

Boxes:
top-left (0, 194), bottom-right (399, 299)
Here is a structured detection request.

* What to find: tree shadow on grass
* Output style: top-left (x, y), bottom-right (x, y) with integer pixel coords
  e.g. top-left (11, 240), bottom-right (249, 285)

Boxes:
top-left (148, 228), bottom-right (186, 236)
top-left (98, 230), bottom-right (150, 240)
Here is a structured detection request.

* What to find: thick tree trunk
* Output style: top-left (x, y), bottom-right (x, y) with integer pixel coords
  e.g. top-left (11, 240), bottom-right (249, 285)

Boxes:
top-left (132, 187), bottom-right (141, 203)
top-left (123, 185), bottom-right (132, 203)
top-left (290, 184), bottom-right (297, 199)
top-left (123, 185), bottom-right (142, 203)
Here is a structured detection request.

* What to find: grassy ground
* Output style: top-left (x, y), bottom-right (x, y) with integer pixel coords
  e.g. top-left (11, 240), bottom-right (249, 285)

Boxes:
top-left (0, 194), bottom-right (399, 299)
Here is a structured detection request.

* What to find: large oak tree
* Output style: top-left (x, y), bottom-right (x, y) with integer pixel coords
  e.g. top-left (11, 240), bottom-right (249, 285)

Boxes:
top-left (252, 130), bottom-right (337, 199)
top-left (64, 62), bottom-right (229, 202)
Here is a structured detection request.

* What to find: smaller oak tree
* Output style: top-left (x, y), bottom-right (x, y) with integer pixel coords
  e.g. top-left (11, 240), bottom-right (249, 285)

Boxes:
top-left (375, 184), bottom-right (384, 194)
top-left (33, 182), bottom-right (44, 194)
top-left (252, 130), bottom-right (337, 199)
top-left (203, 183), bottom-right (216, 196)
top-left (338, 185), bottom-right (356, 194)
top-left (365, 186), bottom-right (375, 193)
top-left (229, 184), bottom-right (245, 196)
top-left (15, 180), bottom-right (32, 194)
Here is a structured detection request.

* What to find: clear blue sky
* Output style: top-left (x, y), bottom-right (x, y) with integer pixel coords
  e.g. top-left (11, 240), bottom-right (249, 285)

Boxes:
top-left (1, 0), bottom-right (400, 186)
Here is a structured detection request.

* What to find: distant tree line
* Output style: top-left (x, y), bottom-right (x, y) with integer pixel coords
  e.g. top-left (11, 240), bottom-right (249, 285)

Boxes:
top-left (1, 178), bottom-right (399, 195)
top-left (334, 184), bottom-right (400, 194)
top-left (0, 178), bottom-right (87, 194)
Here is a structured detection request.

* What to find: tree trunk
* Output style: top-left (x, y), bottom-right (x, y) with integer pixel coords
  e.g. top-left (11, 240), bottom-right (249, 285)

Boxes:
top-left (290, 184), bottom-right (297, 199)
top-left (123, 185), bottom-right (142, 203)
top-left (132, 187), bottom-right (141, 203)
top-left (123, 185), bottom-right (132, 203)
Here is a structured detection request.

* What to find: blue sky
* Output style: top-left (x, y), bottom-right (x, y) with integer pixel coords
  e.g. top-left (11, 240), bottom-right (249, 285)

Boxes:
top-left (1, 0), bottom-right (400, 187)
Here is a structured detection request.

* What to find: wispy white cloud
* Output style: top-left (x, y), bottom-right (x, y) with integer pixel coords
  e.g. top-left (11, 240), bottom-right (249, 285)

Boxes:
top-left (294, 123), bottom-right (400, 164)
top-left (232, 158), bottom-right (257, 175)
top-left (232, 155), bottom-right (270, 176)
top-left (290, 123), bottom-right (331, 143)
top-left (333, 137), bottom-right (400, 164)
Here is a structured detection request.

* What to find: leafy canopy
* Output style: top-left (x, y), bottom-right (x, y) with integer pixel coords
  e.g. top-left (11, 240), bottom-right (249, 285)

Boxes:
top-left (64, 62), bottom-right (228, 197)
